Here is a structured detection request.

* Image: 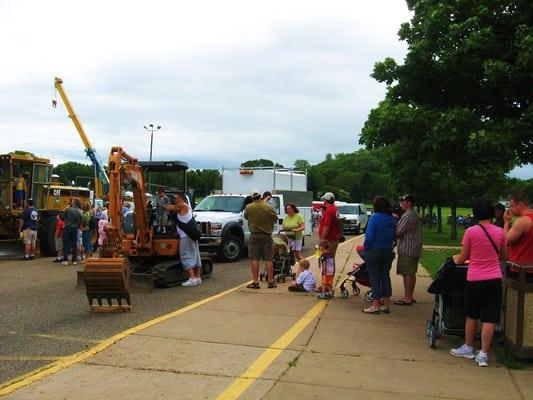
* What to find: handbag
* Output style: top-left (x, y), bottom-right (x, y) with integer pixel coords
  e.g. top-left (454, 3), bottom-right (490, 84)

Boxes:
top-left (176, 215), bottom-right (202, 241)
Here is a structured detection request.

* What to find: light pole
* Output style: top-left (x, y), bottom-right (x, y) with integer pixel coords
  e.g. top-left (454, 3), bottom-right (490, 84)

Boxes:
top-left (143, 124), bottom-right (161, 192)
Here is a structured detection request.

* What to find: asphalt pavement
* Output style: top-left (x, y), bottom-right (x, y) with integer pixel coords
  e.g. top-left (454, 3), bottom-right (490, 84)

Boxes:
top-left (0, 237), bottom-right (321, 384)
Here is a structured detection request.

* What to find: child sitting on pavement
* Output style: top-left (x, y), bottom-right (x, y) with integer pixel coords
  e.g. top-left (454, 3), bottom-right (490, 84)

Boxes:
top-left (288, 259), bottom-right (316, 292)
top-left (317, 240), bottom-right (335, 299)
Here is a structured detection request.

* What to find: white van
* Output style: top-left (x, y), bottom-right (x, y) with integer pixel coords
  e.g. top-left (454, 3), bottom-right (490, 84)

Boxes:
top-left (337, 203), bottom-right (368, 235)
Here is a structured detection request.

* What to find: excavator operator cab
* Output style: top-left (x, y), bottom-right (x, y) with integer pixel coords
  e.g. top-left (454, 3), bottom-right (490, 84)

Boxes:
top-left (138, 160), bottom-right (189, 237)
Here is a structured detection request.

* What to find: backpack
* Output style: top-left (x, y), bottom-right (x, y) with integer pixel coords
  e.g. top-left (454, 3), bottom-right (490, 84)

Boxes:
top-left (175, 215), bottom-right (202, 241)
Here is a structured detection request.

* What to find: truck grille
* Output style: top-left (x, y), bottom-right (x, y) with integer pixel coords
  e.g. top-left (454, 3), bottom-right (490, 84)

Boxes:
top-left (197, 221), bottom-right (209, 235)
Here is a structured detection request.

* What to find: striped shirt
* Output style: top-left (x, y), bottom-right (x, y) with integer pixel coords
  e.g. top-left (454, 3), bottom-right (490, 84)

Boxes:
top-left (396, 209), bottom-right (422, 257)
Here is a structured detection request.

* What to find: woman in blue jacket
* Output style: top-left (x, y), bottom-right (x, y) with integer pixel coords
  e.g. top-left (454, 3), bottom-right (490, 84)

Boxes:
top-left (363, 196), bottom-right (397, 314)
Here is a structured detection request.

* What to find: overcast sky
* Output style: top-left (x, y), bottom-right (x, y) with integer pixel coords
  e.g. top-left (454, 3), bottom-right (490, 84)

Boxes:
top-left (0, 0), bottom-right (530, 178)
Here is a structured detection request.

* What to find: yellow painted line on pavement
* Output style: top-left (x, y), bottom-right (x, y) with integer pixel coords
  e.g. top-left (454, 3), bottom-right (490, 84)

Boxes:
top-left (217, 300), bottom-right (327, 400)
top-left (0, 281), bottom-right (250, 397)
top-left (216, 236), bottom-right (360, 399)
top-left (0, 235), bottom-right (362, 398)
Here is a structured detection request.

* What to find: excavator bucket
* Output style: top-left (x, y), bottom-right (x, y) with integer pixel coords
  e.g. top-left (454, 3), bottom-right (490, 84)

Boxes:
top-left (84, 257), bottom-right (132, 312)
top-left (0, 239), bottom-right (24, 259)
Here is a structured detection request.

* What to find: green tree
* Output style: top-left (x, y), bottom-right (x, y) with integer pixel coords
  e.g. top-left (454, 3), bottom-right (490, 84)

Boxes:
top-left (293, 159), bottom-right (311, 171)
top-left (240, 159), bottom-right (284, 168)
top-left (361, 0), bottom-right (531, 239)
top-left (53, 162), bottom-right (94, 186)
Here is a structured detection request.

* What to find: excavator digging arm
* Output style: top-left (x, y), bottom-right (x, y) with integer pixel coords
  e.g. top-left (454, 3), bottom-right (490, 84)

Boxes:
top-left (107, 146), bottom-right (152, 254)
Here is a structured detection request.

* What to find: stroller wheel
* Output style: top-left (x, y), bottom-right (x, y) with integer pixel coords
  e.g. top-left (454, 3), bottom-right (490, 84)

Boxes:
top-left (282, 276), bottom-right (286, 283)
top-left (340, 288), bottom-right (349, 298)
top-left (428, 325), bottom-right (437, 348)
top-left (353, 286), bottom-right (361, 296)
top-left (364, 290), bottom-right (373, 303)
top-left (425, 320), bottom-right (432, 338)
top-left (259, 273), bottom-right (265, 282)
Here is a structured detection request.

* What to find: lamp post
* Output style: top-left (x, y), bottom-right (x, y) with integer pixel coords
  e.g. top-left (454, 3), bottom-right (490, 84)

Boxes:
top-left (143, 124), bottom-right (161, 192)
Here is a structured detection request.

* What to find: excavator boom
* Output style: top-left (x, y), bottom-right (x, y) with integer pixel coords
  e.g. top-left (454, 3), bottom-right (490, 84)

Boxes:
top-left (54, 77), bottom-right (110, 198)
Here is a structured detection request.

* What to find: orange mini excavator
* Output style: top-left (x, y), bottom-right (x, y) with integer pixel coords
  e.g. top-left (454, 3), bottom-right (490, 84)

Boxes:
top-left (83, 147), bottom-right (212, 310)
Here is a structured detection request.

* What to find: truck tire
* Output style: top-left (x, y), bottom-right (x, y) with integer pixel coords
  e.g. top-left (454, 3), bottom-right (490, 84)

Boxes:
top-left (39, 216), bottom-right (57, 256)
top-left (219, 235), bottom-right (243, 262)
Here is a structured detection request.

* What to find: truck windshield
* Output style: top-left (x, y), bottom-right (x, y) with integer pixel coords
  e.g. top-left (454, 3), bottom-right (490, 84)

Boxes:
top-left (194, 196), bottom-right (245, 213)
top-left (338, 206), bottom-right (359, 215)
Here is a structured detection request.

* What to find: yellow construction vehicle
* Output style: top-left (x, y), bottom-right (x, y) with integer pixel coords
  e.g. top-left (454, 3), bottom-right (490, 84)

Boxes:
top-left (53, 77), bottom-right (109, 199)
top-left (0, 151), bottom-right (91, 257)
top-left (83, 147), bottom-right (212, 308)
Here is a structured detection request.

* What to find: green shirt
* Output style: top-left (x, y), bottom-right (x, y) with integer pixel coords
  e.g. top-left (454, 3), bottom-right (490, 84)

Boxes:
top-left (244, 200), bottom-right (277, 234)
top-left (81, 212), bottom-right (91, 231)
top-left (283, 213), bottom-right (304, 240)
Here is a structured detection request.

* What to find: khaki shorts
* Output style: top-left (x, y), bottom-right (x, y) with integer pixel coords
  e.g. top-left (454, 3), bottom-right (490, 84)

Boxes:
top-left (23, 228), bottom-right (37, 245)
top-left (397, 254), bottom-right (419, 276)
top-left (248, 233), bottom-right (273, 261)
top-left (55, 237), bottom-right (63, 252)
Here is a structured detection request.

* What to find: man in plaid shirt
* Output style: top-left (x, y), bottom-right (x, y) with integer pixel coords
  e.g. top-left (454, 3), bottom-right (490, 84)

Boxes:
top-left (394, 194), bottom-right (422, 305)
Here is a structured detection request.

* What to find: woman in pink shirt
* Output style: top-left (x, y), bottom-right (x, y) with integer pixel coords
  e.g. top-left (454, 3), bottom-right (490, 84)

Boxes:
top-left (450, 199), bottom-right (507, 367)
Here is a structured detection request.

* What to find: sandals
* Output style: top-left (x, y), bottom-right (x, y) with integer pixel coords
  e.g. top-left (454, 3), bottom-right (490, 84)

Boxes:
top-left (394, 299), bottom-right (413, 306)
top-left (246, 282), bottom-right (260, 289)
top-left (268, 281), bottom-right (277, 289)
top-left (379, 307), bottom-right (390, 314)
top-left (362, 307), bottom-right (380, 314)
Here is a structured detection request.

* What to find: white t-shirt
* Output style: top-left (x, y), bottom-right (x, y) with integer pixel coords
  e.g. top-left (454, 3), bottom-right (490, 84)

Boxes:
top-left (176, 206), bottom-right (192, 239)
top-left (296, 269), bottom-right (316, 292)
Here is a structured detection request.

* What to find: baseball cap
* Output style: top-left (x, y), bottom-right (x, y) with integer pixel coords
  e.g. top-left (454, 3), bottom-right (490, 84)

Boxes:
top-left (321, 192), bottom-right (335, 202)
top-left (399, 194), bottom-right (415, 203)
top-left (250, 189), bottom-right (261, 200)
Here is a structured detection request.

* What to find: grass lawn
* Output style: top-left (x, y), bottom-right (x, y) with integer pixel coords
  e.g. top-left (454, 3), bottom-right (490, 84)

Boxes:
top-left (419, 248), bottom-right (458, 278)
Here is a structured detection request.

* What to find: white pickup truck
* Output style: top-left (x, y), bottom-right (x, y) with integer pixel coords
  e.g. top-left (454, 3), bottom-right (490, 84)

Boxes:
top-left (194, 192), bottom-right (312, 262)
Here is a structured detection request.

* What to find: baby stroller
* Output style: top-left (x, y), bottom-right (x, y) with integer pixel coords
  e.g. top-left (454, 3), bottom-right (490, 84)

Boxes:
top-left (260, 233), bottom-right (295, 283)
top-left (426, 258), bottom-right (468, 348)
top-left (339, 245), bottom-right (373, 301)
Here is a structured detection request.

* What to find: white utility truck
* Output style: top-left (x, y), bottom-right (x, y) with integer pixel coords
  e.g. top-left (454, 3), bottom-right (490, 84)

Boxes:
top-left (194, 167), bottom-right (313, 262)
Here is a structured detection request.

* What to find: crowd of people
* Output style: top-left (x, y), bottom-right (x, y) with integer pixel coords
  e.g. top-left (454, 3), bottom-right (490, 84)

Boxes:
top-left (17, 183), bottom-right (533, 368)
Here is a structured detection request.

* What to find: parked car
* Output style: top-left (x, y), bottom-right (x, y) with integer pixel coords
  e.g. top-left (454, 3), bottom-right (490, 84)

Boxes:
top-left (337, 203), bottom-right (368, 235)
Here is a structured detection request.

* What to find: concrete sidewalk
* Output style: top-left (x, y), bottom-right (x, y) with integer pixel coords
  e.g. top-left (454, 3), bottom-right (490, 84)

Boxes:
top-left (1, 237), bottom-right (530, 399)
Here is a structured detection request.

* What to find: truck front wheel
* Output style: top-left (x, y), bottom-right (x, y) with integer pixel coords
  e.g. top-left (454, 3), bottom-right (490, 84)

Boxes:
top-left (219, 235), bottom-right (243, 262)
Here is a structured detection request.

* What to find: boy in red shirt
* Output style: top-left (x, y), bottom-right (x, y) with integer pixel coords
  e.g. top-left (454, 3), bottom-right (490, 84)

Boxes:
top-left (53, 214), bottom-right (65, 262)
top-left (319, 192), bottom-right (341, 257)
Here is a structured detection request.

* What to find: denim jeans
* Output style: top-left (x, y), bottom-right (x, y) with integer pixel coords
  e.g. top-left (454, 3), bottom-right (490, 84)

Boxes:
top-left (63, 226), bottom-right (79, 262)
top-left (366, 248), bottom-right (394, 300)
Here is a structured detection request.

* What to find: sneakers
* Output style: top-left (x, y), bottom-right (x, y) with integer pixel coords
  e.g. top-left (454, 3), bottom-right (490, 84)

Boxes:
top-left (475, 351), bottom-right (489, 367)
top-left (196, 277), bottom-right (202, 285)
top-left (317, 293), bottom-right (330, 299)
top-left (182, 278), bottom-right (198, 287)
top-left (72, 261), bottom-right (78, 266)
top-left (450, 344), bottom-right (475, 359)
top-left (62, 261), bottom-right (69, 266)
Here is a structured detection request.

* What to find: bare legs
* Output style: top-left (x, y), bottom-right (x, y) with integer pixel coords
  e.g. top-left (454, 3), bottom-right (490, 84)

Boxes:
top-left (465, 317), bottom-right (495, 353)
top-left (250, 260), bottom-right (274, 283)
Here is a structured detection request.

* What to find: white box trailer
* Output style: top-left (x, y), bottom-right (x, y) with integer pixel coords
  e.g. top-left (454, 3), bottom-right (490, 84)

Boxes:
top-left (222, 168), bottom-right (307, 194)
